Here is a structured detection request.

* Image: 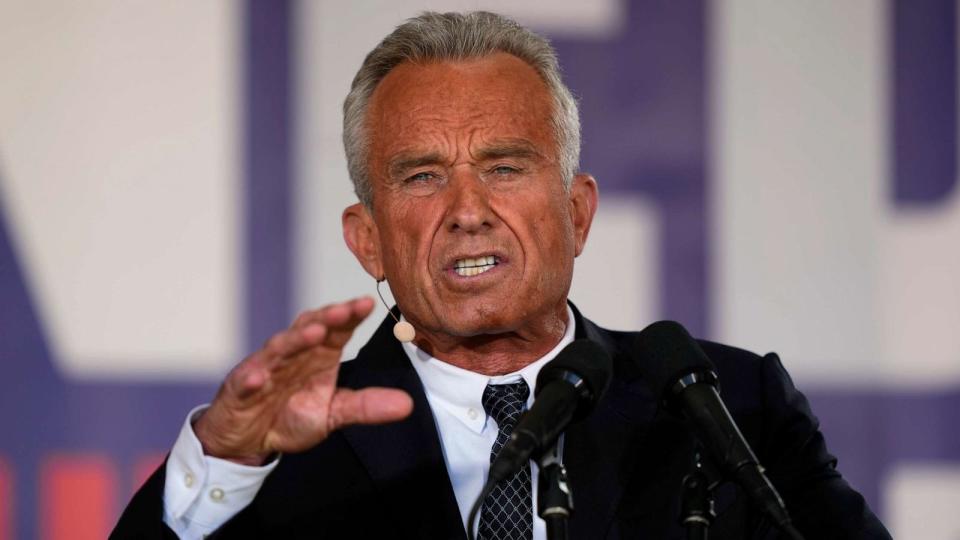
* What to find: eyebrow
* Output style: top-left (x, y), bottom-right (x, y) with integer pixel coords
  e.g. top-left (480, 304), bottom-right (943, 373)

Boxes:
top-left (387, 141), bottom-right (545, 178)
top-left (387, 153), bottom-right (446, 179)
top-left (474, 141), bottom-right (543, 162)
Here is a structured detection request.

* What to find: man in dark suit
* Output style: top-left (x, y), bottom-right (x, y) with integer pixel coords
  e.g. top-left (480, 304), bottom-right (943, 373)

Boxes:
top-left (114, 11), bottom-right (889, 539)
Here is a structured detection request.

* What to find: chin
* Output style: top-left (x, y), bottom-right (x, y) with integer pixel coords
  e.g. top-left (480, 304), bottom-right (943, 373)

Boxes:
top-left (425, 305), bottom-right (515, 337)
top-left (435, 318), bottom-right (506, 338)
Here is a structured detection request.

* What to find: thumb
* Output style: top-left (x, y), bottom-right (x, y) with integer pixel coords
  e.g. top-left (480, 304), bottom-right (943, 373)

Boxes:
top-left (327, 387), bottom-right (414, 431)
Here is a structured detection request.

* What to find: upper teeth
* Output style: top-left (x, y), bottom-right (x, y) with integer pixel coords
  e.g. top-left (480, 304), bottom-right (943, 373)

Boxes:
top-left (454, 256), bottom-right (497, 277)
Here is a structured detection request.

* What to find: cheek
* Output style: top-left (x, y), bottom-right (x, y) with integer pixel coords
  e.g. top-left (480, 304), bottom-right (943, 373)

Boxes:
top-left (530, 199), bottom-right (576, 253)
top-left (383, 230), bottom-right (419, 273)
top-left (378, 200), bottom-right (435, 271)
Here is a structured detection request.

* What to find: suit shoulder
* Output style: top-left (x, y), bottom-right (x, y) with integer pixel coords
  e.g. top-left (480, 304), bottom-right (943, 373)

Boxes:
top-left (695, 339), bottom-right (785, 413)
top-left (599, 322), bottom-right (776, 373)
top-left (696, 339), bottom-right (775, 370)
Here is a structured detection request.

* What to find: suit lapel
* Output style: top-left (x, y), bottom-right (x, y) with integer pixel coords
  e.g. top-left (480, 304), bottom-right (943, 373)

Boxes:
top-left (565, 306), bottom-right (660, 538)
top-left (337, 314), bottom-right (466, 540)
top-left (335, 306), bottom-right (661, 539)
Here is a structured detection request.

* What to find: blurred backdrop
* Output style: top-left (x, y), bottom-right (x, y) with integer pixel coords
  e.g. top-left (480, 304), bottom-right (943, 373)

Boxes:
top-left (1, 0), bottom-right (958, 538)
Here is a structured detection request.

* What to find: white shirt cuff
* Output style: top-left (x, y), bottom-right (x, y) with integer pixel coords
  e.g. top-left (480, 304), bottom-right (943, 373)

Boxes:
top-left (162, 405), bottom-right (279, 538)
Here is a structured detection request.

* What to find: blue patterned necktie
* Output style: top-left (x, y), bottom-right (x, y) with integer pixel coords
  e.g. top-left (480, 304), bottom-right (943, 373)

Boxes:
top-left (478, 380), bottom-right (533, 540)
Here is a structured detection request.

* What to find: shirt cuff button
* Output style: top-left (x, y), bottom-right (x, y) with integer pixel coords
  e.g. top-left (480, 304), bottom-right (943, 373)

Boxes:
top-left (210, 487), bottom-right (225, 501)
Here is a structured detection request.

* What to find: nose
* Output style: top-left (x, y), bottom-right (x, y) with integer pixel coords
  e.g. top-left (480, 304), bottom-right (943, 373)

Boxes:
top-left (444, 168), bottom-right (496, 234)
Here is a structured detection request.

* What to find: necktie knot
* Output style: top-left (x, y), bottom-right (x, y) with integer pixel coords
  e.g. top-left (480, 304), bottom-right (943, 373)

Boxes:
top-left (482, 381), bottom-right (530, 432)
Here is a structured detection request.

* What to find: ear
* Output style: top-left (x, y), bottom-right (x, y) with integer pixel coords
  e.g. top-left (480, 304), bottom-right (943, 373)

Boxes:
top-left (343, 203), bottom-right (384, 279)
top-left (569, 173), bottom-right (599, 257)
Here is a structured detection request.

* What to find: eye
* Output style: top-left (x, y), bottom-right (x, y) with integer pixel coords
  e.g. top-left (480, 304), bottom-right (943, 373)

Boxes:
top-left (405, 171), bottom-right (437, 183)
top-left (398, 170), bottom-right (444, 196)
top-left (490, 165), bottom-right (521, 176)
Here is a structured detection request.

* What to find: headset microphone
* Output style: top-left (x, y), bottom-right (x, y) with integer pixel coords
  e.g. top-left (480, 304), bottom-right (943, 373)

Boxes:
top-left (376, 278), bottom-right (416, 343)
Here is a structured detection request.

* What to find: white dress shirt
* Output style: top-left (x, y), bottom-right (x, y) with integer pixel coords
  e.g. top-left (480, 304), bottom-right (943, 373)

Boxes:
top-left (163, 307), bottom-right (575, 539)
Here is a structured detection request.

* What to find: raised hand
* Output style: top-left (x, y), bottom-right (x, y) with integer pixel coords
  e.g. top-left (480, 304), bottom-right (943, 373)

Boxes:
top-left (193, 296), bottom-right (413, 465)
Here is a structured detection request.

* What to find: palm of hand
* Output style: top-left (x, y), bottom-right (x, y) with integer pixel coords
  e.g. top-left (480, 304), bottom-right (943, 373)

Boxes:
top-left (194, 297), bottom-right (413, 464)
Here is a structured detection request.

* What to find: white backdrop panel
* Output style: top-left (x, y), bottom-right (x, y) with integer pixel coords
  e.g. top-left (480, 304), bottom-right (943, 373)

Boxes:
top-left (713, 0), bottom-right (960, 388)
top-left (0, 0), bottom-right (241, 378)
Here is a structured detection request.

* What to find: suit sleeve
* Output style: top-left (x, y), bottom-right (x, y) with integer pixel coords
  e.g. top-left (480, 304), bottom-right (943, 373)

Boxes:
top-left (110, 463), bottom-right (181, 540)
top-left (756, 353), bottom-right (891, 540)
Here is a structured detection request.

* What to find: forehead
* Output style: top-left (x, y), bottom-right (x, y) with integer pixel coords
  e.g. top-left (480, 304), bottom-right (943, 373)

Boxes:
top-left (365, 53), bottom-right (557, 160)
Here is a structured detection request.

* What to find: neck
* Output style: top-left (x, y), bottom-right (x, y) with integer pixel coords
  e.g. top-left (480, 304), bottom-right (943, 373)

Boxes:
top-left (412, 307), bottom-right (569, 375)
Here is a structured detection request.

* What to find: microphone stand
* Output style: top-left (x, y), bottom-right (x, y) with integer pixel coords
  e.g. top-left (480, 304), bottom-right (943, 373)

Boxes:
top-left (678, 449), bottom-right (805, 540)
top-left (538, 441), bottom-right (573, 540)
top-left (680, 450), bottom-right (716, 540)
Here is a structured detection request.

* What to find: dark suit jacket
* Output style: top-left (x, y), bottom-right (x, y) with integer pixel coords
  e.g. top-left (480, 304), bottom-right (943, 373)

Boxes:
top-left (113, 305), bottom-right (890, 539)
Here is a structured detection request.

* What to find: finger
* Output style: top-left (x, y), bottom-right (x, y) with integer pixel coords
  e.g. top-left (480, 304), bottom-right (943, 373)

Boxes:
top-left (327, 387), bottom-right (414, 431)
top-left (226, 323), bottom-right (330, 399)
top-left (232, 363), bottom-right (269, 399)
top-left (295, 297), bottom-right (376, 350)
top-left (260, 297), bottom-right (376, 375)
top-left (262, 323), bottom-right (328, 361)
top-left (323, 297), bottom-right (376, 348)
top-left (293, 297), bottom-right (375, 332)
top-left (222, 357), bottom-right (280, 401)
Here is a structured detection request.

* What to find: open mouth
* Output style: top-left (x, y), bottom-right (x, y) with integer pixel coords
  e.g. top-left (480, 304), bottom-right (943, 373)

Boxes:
top-left (453, 255), bottom-right (499, 277)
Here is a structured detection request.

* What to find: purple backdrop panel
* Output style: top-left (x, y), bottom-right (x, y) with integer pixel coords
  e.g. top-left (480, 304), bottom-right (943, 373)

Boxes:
top-left (806, 389), bottom-right (960, 518)
top-left (245, 0), bottom-right (294, 351)
top-left (552, 0), bottom-right (710, 338)
top-left (892, 0), bottom-right (957, 206)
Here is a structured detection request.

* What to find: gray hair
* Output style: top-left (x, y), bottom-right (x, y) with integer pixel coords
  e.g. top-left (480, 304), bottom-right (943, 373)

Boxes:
top-left (342, 11), bottom-right (581, 207)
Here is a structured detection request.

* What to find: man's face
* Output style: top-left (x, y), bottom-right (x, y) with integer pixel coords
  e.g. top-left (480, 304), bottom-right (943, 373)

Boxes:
top-left (344, 53), bottom-right (596, 341)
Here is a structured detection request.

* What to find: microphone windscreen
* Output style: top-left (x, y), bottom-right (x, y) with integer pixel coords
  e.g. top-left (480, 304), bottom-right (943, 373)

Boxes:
top-left (536, 339), bottom-right (613, 419)
top-left (633, 320), bottom-right (716, 402)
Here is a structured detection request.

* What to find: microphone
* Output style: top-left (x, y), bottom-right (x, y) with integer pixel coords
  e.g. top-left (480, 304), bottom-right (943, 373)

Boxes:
top-left (634, 321), bottom-right (803, 539)
top-left (467, 339), bottom-right (613, 540)
top-left (488, 339), bottom-right (613, 483)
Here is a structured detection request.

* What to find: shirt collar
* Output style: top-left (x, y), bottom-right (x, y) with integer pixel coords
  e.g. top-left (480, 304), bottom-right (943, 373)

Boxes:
top-left (403, 306), bottom-right (577, 434)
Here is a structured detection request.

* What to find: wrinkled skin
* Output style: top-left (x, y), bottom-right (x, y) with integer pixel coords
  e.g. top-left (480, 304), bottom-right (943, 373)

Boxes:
top-left (197, 53), bottom-right (598, 463)
top-left (344, 53), bottom-right (598, 374)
